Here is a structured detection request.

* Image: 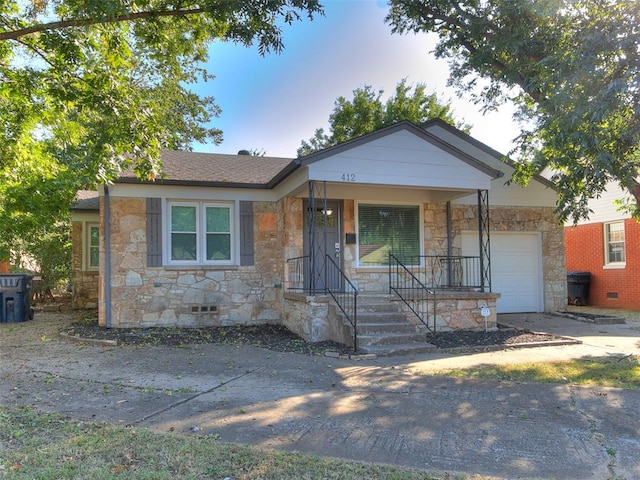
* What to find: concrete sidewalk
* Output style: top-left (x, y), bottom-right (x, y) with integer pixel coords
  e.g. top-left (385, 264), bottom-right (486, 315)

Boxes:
top-left (1, 311), bottom-right (639, 479)
top-left (400, 311), bottom-right (640, 373)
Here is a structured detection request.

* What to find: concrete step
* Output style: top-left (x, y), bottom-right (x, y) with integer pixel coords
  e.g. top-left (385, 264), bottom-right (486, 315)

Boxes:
top-left (356, 311), bottom-right (410, 323)
top-left (357, 303), bottom-right (404, 313)
top-left (357, 322), bottom-right (418, 335)
top-left (357, 332), bottom-right (427, 347)
top-left (359, 342), bottom-right (438, 357)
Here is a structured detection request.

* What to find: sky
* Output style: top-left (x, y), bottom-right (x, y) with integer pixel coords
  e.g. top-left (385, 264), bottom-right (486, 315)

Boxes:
top-left (192, 0), bottom-right (520, 159)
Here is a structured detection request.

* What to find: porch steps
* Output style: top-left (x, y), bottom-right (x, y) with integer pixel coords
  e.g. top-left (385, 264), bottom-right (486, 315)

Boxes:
top-left (350, 295), bottom-right (438, 356)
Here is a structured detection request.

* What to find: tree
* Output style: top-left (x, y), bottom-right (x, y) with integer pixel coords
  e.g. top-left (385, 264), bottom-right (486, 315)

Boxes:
top-left (298, 79), bottom-right (469, 156)
top-left (0, 0), bottom-right (322, 275)
top-left (386, 0), bottom-right (640, 223)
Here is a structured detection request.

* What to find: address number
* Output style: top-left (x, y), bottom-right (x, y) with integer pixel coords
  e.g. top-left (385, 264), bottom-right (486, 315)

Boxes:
top-left (341, 173), bottom-right (356, 182)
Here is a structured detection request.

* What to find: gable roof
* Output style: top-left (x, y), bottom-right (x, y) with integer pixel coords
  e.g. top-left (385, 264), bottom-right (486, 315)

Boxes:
top-left (112, 121), bottom-right (512, 190)
top-left (422, 118), bottom-right (555, 189)
top-left (116, 150), bottom-right (296, 188)
top-left (299, 120), bottom-right (504, 179)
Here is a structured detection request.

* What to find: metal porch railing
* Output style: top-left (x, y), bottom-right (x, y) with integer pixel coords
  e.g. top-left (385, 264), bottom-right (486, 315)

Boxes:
top-left (285, 255), bottom-right (359, 351)
top-left (395, 255), bottom-right (484, 291)
top-left (388, 253), bottom-right (437, 332)
top-left (324, 255), bottom-right (358, 351)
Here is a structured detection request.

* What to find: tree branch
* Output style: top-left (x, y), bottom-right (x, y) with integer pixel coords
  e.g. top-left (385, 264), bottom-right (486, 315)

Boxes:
top-left (0, 7), bottom-right (207, 41)
top-left (413, 2), bottom-right (543, 103)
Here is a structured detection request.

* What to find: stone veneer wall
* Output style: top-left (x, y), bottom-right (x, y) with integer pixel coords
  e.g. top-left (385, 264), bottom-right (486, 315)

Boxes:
top-left (452, 204), bottom-right (567, 312)
top-left (99, 197), bottom-right (284, 327)
top-left (71, 221), bottom-right (99, 309)
top-left (429, 292), bottom-right (500, 331)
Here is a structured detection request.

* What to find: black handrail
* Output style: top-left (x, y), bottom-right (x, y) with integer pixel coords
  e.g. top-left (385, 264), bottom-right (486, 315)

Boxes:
top-left (285, 255), bottom-right (309, 292)
top-left (388, 253), bottom-right (436, 332)
top-left (286, 255), bottom-right (359, 351)
top-left (392, 255), bottom-right (483, 290)
top-left (325, 255), bottom-right (359, 351)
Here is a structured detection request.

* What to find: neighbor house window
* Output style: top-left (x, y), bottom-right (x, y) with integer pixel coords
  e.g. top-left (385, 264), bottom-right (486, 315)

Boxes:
top-left (86, 223), bottom-right (100, 270)
top-left (604, 221), bottom-right (625, 265)
top-left (357, 204), bottom-right (421, 266)
top-left (168, 202), bottom-right (233, 265)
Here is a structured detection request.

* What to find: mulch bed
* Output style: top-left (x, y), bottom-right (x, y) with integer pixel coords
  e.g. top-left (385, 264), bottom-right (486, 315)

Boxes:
top-left (425, 328), bottom-right (560, 349)
top-left (62, 313), bottom-right (566, 356)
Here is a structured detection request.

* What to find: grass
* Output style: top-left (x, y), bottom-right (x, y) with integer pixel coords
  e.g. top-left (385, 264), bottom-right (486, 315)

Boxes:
top-left (419, 355), bottom-right (640, 389)
top-left (0, 407), bottom-right (483, 480)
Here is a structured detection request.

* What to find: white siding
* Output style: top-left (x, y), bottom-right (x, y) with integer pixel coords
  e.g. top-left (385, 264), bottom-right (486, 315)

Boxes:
top-left (570, 181), bottom-right (631, 225)
top-left (306, 130), bottom-right (493, 190)
top-left (426, 124), bottom-right (558, 208)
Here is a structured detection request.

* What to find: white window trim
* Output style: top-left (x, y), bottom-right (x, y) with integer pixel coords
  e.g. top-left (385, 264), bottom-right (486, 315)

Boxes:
top-left (355, 201), bottom-right (424, 268)
top-left (603, 221), bottom-right (626, 268)
top-left (165, 200), bottom-right (236, 266)
top-left (84, 222), bottom-right (100, 272)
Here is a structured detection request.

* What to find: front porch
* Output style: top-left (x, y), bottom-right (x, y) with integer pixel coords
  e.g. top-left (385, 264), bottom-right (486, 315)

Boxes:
top-left (282, 252), bottom-right (501, 354)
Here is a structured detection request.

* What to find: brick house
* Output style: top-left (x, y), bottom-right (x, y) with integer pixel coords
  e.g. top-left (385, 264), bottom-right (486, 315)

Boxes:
top-left (565, 182), bottom-right (640, 309)
top-left (71, 120), bottom-right (567, 351)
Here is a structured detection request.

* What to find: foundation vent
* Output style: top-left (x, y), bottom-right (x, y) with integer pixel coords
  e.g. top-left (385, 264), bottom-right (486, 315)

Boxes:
top-left (606, 292), bottom-right (619, 299)
top-left (190, 305), bottom-right (218, 314)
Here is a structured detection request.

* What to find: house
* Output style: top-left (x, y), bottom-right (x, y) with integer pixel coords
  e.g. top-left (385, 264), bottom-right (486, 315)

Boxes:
top-left (565, 182), bottom-right (640, 309)
top-left (71, 120), bottom-right (566, 351)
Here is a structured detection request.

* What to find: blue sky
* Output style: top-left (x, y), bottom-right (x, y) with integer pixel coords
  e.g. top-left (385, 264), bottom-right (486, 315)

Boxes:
top-left (193, 0), bottom-right (519, 158)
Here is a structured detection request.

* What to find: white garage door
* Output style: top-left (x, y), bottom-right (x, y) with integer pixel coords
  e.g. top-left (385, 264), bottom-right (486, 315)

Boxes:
top-left (462, 232), bottom-right (543, 313)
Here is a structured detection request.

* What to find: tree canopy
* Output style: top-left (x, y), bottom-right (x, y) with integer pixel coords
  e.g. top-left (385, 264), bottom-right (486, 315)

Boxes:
top-left (0, 0), bottom-right (321, 269)
top-left (387, 0), bottom-right (640, 222)
top-left (298, 79), bottom-right (468, 156)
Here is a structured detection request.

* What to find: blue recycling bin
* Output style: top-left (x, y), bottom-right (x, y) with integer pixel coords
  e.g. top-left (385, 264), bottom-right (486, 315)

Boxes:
top-left (0, 274), bottom-right (34, 323)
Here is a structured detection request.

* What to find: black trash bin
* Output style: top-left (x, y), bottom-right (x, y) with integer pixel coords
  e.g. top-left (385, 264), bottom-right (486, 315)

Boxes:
top-left (567, 271), bottom-right (591, 306)
top-left (0, 274), bottom-right (34, 323)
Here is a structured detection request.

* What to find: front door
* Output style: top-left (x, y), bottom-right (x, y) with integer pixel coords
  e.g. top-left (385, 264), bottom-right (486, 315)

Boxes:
top-left (303, 200), bottom-right (342, 292)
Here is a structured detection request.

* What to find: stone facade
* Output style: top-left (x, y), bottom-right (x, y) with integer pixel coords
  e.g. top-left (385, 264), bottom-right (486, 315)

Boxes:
top-left (451, 204), bottom-right (567, 312)
top-left (94, 194), bottom-right (564, 337)
top-left (71, 221), bottom-right (99, 309)
top-left (99, 197), bottom-right (284, 327)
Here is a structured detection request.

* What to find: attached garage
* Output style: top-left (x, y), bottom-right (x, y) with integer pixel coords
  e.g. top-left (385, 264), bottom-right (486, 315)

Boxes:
top-left (462, 232), bottom-right (543, 313)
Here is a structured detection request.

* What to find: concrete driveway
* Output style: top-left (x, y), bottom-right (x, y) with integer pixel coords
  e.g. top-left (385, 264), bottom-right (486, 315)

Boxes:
top-left (1, 310), bottom-right (639, 480)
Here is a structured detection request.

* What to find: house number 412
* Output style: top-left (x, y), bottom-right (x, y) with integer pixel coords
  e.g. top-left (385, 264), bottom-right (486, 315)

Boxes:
top-left (341, 173), bottom-right (356, 182)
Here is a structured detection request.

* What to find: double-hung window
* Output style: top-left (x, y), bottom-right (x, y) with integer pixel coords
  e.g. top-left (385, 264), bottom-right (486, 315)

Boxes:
top-left (86, 223), bottom-right (100, 271)
top-left (604, 221), bottom-right (625, 266)
top-left (168, 201), bottom-right (233, 265)
top-left (357, 204), bottom-right (421, 266)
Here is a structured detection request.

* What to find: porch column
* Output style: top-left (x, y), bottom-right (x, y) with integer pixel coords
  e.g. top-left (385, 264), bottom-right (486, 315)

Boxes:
top-left (477, 189), bottom-right (491, 292)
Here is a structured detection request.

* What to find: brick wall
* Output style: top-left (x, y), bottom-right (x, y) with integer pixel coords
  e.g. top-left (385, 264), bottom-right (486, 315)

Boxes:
top-left (565, 219), bottom-right (640, 309)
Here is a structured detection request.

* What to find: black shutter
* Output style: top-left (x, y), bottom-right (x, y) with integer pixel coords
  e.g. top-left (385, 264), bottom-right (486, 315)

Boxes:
top-left (146, 198), bottom-right (163, 267)
top-left (239, 201), bottom-right (254, 266)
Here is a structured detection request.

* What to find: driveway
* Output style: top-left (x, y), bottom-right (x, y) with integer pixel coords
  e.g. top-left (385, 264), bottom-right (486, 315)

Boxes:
top-left (1, 310), bottom-right (639, 480)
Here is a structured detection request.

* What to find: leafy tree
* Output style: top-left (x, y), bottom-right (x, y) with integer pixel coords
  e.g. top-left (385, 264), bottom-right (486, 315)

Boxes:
top-left (298, 79), bottom-right (469, 156)
top-left (386, 0), bottom-right (640, 222)
top-left (0, 0), bottom-right (322, 275)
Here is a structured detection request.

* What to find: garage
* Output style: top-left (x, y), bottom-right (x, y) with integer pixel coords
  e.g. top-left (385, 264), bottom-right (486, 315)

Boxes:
top-left (462, 232), bottom-right (543, 313)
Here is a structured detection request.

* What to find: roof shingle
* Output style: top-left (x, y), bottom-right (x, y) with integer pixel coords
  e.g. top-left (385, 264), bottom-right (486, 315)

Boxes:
top-left (117, 150), bottom-right (295, 186)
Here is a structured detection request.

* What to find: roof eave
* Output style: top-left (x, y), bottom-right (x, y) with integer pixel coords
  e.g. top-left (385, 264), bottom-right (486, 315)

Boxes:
top-left (114, 177), bottom-right (272, 189)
